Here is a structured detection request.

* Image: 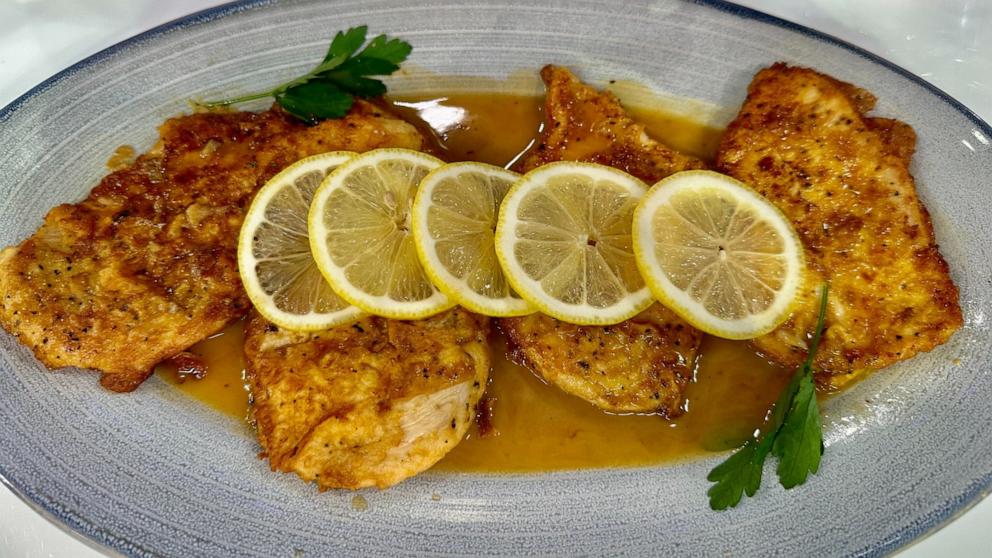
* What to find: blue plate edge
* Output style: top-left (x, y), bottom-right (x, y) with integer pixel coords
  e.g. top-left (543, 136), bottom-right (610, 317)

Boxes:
top-left (0, 0), bottom-right (988, 556)
top-left (0, 0), bottom-right (277, 125)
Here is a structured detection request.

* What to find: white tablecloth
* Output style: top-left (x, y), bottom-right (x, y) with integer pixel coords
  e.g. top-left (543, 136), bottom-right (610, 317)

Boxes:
top-left (0, 1), bottom-right (989, 556)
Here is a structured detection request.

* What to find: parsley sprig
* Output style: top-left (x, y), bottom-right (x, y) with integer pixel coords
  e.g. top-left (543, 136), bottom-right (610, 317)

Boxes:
top-left (199, 26), bottom-right (411, 123)
top-left (707, 284), bottom-right (829, 510)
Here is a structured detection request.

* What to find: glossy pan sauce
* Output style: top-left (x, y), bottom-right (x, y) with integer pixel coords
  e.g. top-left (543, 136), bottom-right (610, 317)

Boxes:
top-left (159, 93), bottom-right (795, 472)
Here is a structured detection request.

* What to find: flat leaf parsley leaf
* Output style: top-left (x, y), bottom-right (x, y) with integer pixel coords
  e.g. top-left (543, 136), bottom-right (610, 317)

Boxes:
top-left (198, 26), bottom-right (411, 123)
top-left (707, 284), bottom-right (829, 510)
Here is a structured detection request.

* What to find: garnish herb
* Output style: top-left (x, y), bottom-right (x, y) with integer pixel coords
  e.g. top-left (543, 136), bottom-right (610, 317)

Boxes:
top-left (199, 26), bottom-right (412, 123)
top-left (707, 284), bottom-right (829, 510)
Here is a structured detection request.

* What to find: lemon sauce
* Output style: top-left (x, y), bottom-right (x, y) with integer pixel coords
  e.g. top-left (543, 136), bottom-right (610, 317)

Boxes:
top-left (161, 92), bottom-right (795, 472)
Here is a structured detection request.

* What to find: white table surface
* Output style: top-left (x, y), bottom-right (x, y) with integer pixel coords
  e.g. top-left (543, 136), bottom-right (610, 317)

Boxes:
top-left (1, 1), bottom-right (989, 556)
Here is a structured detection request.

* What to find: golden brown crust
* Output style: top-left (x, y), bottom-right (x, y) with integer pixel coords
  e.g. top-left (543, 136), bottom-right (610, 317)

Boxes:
top-left (501, 305), bottom-right (699, 415)
top-left (715, 63), bottom-right (963, 376)
top-left (244, 308), bottom-right (490, 490)
top-left (0, 102), bottom-right (422, 390)
top-left (518, 65), bottom-right (707, 181)
top-left (500, 65), bottom-right (705, 415)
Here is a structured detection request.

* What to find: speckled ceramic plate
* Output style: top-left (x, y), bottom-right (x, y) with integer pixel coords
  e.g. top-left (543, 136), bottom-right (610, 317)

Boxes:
top-left (1, 1), bottom-right (990, 556)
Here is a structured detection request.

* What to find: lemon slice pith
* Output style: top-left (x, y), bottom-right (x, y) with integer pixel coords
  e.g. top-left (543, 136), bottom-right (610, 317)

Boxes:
top-left (412, 162), bottom-right (534, 317)
top-left (632, 169), bottom-right (804, 339)
top-left (238, 151), bottom-right (365, 331)
top-left (494, 162), bottom-right (654, 326)
top-left (309, 148), bottom-right (454, 320)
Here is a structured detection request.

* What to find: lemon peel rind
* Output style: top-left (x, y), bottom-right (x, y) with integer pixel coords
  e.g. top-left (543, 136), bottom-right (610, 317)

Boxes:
top-left (632, 169), bottom-right (805, 340)
top-left (412, 162), bottom-right (535, 318)
top-left (308, 148), bottom-right (454, 320)
top-left (238, 151), bottom-right (366, 332)
top-left (494, 162), bottom-right (654, 326)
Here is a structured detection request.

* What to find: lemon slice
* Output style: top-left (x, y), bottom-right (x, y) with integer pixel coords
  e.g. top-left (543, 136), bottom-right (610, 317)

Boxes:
top-left (494, 161), bottom-right (653, 325)
top-left (632, 169), bottom-right (804, 339)
top-left (309, 148), bottom-right (454, 319)
top-left (411, 162), bottom-right (534, 317)
top-left (238, 152), bottom-right (365, 331)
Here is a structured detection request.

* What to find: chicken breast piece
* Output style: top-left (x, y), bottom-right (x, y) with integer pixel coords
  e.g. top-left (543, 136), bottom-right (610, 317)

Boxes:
top-left (501, 66), bottom-right (705, 415)
top-left (516, 65), bottom-right (707, 178)
top-left (244, 308), bottom-right (490, 490)
top-left (0, 102), bottom-right (422, 391)
top-left (503, 305), bottom-right (698, 414)
top-left (716, 63), bottom-right (963, 380)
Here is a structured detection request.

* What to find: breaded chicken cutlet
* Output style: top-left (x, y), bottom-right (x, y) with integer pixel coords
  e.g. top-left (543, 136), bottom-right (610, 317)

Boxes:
top-left (244, 308), bottom-right (489, 489)
top-left (0, 102), bottom-right (422, 391)
top-left (517, 66), bottom-right (708, 180)
top-left (716, 64), bottom-right (962, 380)
top-left (500, 66), bottom-right (706, 415)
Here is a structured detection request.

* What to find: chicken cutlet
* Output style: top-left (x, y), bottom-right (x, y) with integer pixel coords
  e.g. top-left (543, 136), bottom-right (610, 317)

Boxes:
top-left (244, 307), bottom-right (490, 490)
top-left (517, 65), bottom-right (707, 178)
top-left (715, 63), bottom-right (962, 379)
top-left (500, 66), bottom-right (705, 415)
top-left (0, 101), bottom-right (422, 391)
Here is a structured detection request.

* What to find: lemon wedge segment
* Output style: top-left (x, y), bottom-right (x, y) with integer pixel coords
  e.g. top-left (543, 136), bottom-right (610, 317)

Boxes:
top-left (412, 162), bottom-right (534, 317)
top-left (632, 169), bottom-right (804, 339)
top-left (308, 148), bottom-right (453, 319)
top-left (238, 152), bottom-right (365, 331)
top-left (494, 162), bottom-right (653, 325)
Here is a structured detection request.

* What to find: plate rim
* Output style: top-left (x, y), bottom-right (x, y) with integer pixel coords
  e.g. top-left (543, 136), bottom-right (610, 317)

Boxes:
top-left (0, 1), bottom-right (989, 556)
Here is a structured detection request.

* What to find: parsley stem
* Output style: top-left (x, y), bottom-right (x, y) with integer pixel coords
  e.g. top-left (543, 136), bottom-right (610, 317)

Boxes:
top-left (191, 27), bottom-right (412, 122)
top-left (706, 283), bottom-right (830, 510)
top-left (806, 283), bottom-right (830, 360)
top-left (199, 89), bottom-right (279, 107)
top-left (199, 54), bottom-right (348, 108)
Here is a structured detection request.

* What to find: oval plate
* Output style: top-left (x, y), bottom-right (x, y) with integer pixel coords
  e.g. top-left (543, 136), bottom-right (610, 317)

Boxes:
top-left (1, 1), bottom-right (990, 556)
